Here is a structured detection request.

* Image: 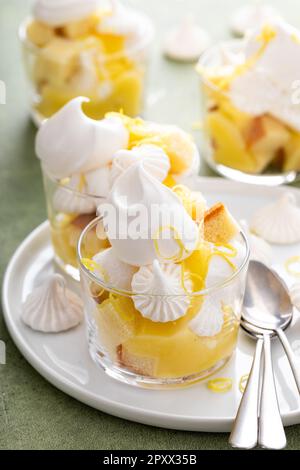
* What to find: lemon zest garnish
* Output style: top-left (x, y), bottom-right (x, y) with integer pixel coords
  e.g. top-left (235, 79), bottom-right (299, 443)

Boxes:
top-left (81, 257), bottom-right (109, 283)
top-left (239, 374), bottom-right (249, 394)
top-left (153, 225), bottom-right (188, 262)
top-left (200, 24), bottom-right (277, 92)
top-left (207, 378), bottom-right (233, 393)
top-left (214, 243), bottom-right (238, 258)
top-left (90, 284), bottom-right (105, 299)
top-left (172, 185), bottom-right (205, 224)
top-left (81, 258), bottom-right (99, 272)
top-left (285, 256), bottom-right (300, 278)
top-left (256, 24), bottom-right (277, 44)
top-left (180, 264), bottom-right (204, 294)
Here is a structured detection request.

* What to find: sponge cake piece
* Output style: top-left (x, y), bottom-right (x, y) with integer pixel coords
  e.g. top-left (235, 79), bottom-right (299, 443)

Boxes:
top-left (204, 203), bottom-right (239, 244)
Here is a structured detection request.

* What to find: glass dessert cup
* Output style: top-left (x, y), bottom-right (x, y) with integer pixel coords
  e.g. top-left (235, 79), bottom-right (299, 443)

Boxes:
top-left (78, 217), bottom-right (250, 389)
top-left (43, 168), bottom-right (109, 281)
top-left (19, 17), bottom-right (153, 126)
top-left (198, 41), bottom-right (300, 186)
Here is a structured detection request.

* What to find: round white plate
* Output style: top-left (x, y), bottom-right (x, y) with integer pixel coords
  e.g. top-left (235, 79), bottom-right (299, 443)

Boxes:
top-left (3, 178), bottom-right (300, 432)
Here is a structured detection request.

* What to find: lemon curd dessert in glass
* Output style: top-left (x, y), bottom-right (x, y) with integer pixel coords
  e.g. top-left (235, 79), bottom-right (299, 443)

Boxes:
top-left (19, 0), bottom-right (154, 124)
top-left (78, 161), bottom-right (249, 388)
top-left (197, 20), bottom-right (300, 176)
top-left (36, 96), bottom-right (201, 280)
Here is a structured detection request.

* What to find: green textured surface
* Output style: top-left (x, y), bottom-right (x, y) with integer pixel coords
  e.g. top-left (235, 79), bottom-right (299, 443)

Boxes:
top-left (1, 0), bottom-right (300, 450)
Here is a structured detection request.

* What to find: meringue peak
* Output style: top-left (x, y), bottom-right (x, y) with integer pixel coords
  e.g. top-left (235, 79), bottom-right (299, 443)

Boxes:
top-left (36, 97), bottom-right (129, 179)
top-left (102, 162), bottom-right (199, 266)
top-left (131, 261), bottom-right (190, 322)
top-left (22, 273), bottom-right (83, 333)
top-left (34, 0), bottom-right (101, 27)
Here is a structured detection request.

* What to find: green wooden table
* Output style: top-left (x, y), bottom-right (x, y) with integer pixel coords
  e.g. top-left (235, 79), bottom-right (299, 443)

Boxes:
top-left (1, 0), bottom-right (300, 450)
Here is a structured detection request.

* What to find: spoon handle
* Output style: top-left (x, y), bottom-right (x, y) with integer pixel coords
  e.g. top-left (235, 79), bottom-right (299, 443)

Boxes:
top-left (229, 338), bottom-right (263, 449)
top-left (258, 334), bottom-right (286, 450)
top-left (276, 328), bottom-right (300, 395)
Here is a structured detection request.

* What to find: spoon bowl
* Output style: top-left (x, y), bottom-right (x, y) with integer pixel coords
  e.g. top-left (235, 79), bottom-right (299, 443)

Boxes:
top-left (242, 260), bottom-right (293, 331)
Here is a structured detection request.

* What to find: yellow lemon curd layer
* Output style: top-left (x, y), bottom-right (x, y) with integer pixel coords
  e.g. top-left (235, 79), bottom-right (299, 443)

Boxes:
top-left (200, 26), bottom-right (300, 173)
top-left (50, 212), bottom-right (109, 269)
top-left (25, 13), bottom-right (146, 119)
top-left (91, 241), bottom-right (239, 380)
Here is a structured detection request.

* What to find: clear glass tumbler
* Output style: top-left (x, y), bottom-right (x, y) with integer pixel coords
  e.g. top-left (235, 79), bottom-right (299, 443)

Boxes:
top-left (42, 168), bottom-right (109, 281)
top-left (78, 216), bottom-right (250, 388)
top-left (197, 41), bottom-right (299, 180)
top-left (19, 16), bottom-right (154, 126)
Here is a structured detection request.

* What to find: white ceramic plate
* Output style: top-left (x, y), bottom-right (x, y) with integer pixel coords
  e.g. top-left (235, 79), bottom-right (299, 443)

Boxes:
top-left (3, 178), bottom-right (300, 432)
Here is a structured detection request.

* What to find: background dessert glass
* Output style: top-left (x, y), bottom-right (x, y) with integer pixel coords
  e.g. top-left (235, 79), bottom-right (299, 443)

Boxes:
top-left (43, 168), bottom-right (109, 281)
top-left (78, 216), bottom-right (250, 389)
top-left (197, 41), bottom-right (298, 182)
top-left (19, 16), bottom-right (154, 126)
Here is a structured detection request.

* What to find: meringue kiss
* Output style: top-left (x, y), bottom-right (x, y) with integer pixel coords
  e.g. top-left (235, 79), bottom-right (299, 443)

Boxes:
top-left (132, 260), bottom-right (190, 322)
top-left (101, 162), bottom-right (199, 266)
top-left (36, 97), bottom-right (129, 179)
top-left (22, 274), bottom-right (83, 333)
top-left (34, 0), bottom-right (101, 27)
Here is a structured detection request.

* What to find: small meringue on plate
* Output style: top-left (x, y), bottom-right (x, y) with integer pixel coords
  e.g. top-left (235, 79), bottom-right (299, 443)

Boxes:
top-left (163, 14), bottom-right (211, 62)
top-left (22, 274), bottom-right (83, 333)
top-left (240, 219), bottom-right (272, 266)
top-left (251, 192), bottom-right (300, 245)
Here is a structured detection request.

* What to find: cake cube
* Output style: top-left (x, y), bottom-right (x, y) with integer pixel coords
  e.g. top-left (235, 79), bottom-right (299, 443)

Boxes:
top-left (27, 20), bottom-right (55, 47)
top-left (283, 133), bottom-right (300, 171)
top-left (204, 203), bottom-right (239, 244)
top-left (206, 111), bottom-right (257, 173)
top-left (245, 115), bottom-right (290, 172)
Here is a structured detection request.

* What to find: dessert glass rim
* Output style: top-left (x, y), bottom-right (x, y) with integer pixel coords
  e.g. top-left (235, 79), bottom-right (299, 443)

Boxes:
top-left (196, 39), bottom-right (246, 97)
top-left (18, 14), bottom-right (155, 61)
top-left (77, 215), bottom-right (250, 298)
top-left (42, 163), bottom-right (107, 201)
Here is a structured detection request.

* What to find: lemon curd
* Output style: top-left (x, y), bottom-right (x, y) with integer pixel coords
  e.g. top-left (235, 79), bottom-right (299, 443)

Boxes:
top-left (93, 244), bottom-right (239, 380)
top-left (50, 212), bottom-right (108, 271)
top-left (20, 10), bottom-right (153, 122)
top-left (79, 196), bottom-right (249, 387)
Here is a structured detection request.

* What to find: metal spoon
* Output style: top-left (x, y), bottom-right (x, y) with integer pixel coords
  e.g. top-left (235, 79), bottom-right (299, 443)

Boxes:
top-left (243, 261), bottom-right (300, 394)
top-left (229, 260), bottom-right (294, 449)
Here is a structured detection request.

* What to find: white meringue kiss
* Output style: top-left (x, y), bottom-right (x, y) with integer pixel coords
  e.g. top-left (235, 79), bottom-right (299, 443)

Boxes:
top-left (93, 247), bottom-right (137, 291)
top-left (101, 162), bottom-right (199, 266)
top-left (189, 297), bottom-right (224, 337)
top-left (111, 144), bottom-right (170, 186)
top-left (163, 15), bottom-right (211, 62)
top-left (53, 174), bottom-right (97, 214)
top-left (34, 0), bottom-right (101, 26)
top-left (240, 219), bottom-right (272, 266)
top-left (132, 260), bottom-right (190, 322)
top-left (36, 97), bottom-right (129, 179)
top-left (251, 192), bottom-right (300, 244)
top-left (22, 274), bottom-right (83, 333)
top-left (97, 0), bottom-right (141, 37)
